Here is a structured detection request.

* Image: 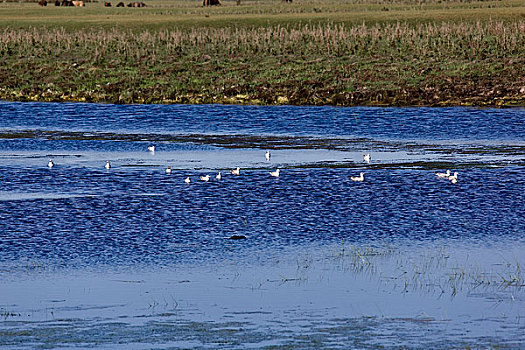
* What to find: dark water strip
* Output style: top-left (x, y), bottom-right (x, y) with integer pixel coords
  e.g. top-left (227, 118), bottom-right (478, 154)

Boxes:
top-left (0, 129), bottom-right (524, 156)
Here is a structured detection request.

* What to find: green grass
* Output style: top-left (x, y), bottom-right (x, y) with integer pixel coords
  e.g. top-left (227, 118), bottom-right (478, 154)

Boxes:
top-left (0, 0), bottom-right (524, 106)
top-left (1, 0), bottom-right (524, 30)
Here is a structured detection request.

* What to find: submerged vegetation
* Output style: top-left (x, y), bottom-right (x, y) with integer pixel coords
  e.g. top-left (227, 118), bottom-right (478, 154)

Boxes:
top-left (328, 243), bottom-right (525, 297)
top-left (0, 0), bottom-right (524, 106)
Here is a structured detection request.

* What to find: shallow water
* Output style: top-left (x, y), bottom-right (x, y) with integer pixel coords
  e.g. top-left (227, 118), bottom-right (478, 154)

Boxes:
top-left (0, 102), bottom-right (524, 349)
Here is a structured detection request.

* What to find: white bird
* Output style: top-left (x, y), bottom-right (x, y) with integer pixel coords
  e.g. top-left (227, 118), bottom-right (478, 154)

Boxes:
top-left (231, 167), bottom-right (240, 175)
top-left (436, 170), bottom-right (450, 178)
top-left (350, 172), bottom-right (365, 182)
top-left (47, 159), bottom-right (54, 168)
top-left (269, 168), bottom-right (280, 177)
top-left (184, 177), bottom-right (191, 184)
top-left (265, 150), bottom-right (271, 162)
top-left (105, 161), bottom-right (111, 169)
top-left (216, 172), bottom-right (222, 180)
top-left (448, 172), bottom-right (458, 182)
top-left (364, 154), bottom-right (371, 164)
top-left (147, 145), bottom-right (155, 153)
top-left (200, 175), bottom-right (210, 182)
top-left (450, 177), bottom-right (458, 184)
top-left (165, 166), bottom-right (172, 174)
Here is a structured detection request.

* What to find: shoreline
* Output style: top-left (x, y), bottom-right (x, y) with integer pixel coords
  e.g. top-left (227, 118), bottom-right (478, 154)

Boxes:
top-left (1, 90), bottom-right (523, 108)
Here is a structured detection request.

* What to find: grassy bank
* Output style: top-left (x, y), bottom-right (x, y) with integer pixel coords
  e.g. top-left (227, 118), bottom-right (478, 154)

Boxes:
top-left (0, 0), bottom-right (524, 106)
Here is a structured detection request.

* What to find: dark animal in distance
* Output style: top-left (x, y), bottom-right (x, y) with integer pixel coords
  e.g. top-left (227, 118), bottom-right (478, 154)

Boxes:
top-left (104, 1), bottom-right (112, 6)
top-left (116, 1), bottom-right (124, 6)
top-left (127, 1), bottom-right (146, 7)
top-left (38, 0), bottom-right (47, 6)
top-left (203, 0), bottom-right (221, 5)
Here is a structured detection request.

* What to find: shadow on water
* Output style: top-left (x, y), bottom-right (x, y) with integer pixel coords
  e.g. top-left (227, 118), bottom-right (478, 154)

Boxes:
top-left (1, 129), bottom-right (524, 156)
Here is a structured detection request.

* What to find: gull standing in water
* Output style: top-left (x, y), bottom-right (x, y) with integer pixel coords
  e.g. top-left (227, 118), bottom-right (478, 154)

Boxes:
top-left (265, 150), bottom-right (271, 162)
top-left (231, 167), bottom-right (240, 175)
top-left (351, 172), bottom-right (365, 182)
top-left (364, 154), bottom-right (371, 164)
top-left (200, 175), bottom-right (210, 182)
top-left (184, 177), bottom-right (191, 184)
top-left (105, 161), bottom-right (111, 169)
top-left (165, 166), bottom-right (172, 174)
top-left (148, 145), bottom-right (155, 154)
top-left (48, 159), bottom-right (54, 168)
top-left (269, 168), bottom-right (280, 177)
top-left (216, 172), bottom-right (222, 180)
top-left (436, 170), bottom-right (450, 178)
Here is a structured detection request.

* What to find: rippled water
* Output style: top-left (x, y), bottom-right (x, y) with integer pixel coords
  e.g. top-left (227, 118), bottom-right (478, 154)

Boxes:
top-left (0, 102), bottom-right (524, 349)
top-left (1, 102), bottom-right (524, 141)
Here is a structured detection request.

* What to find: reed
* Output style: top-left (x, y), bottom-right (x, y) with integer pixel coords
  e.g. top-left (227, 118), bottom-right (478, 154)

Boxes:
top-left (1, 21), bottom-right (522, 59)
top-left (329, 243), bottom-right (525, 298)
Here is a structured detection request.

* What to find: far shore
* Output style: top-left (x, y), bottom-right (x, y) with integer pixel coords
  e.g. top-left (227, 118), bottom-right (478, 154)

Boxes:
top-left (0, 0), bottom-right (524, 107)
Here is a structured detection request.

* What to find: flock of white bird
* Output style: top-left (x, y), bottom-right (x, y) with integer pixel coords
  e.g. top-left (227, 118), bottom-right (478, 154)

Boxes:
top-left (46, 149), bottom-right (458, 184)
top-left (181, 163), bottom-right (278, 184)
top-left (435, 169), bottom-right (459, 184)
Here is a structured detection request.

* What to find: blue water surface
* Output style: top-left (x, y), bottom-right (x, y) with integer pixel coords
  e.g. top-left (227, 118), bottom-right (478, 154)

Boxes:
top-left (1, 101), bottom-right (524, 141)
top-left (0, 102), bottom-right (524, 349)
top-left (0, 102), bottom-right (523, 269)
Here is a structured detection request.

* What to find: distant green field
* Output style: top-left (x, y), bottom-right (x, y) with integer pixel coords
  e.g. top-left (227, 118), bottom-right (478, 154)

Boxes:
top-left (1, 0), bottom-right (524, 30)
top-left (0, 0), bottom-right (524, 106)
